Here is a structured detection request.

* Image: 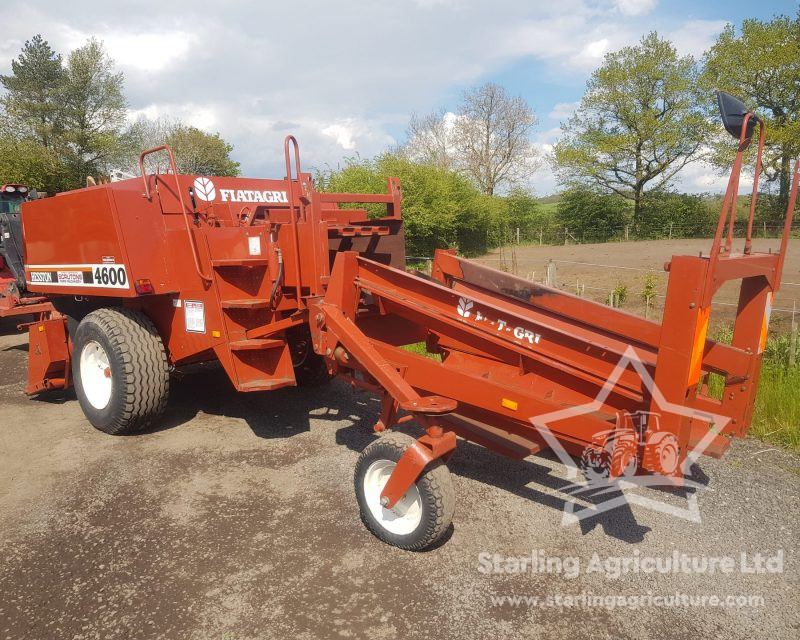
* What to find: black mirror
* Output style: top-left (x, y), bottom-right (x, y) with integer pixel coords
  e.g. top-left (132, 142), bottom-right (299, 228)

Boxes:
top-left (716, 91), bottom-right (756, 140)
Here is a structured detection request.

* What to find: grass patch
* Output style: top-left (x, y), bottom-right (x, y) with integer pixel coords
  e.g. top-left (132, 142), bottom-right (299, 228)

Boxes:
top-left (401, 341), bottom-right (441, 361)
top-left (708, 326), bottom-right (800, 450)
top-left (749, 365), bottom-right (800, 450)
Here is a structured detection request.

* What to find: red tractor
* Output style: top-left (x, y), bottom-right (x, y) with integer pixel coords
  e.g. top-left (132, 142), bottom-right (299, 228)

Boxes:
top-left (12, 93), bottom-right (798, 550)
top-left (0, 183), bottom-right (54, 322)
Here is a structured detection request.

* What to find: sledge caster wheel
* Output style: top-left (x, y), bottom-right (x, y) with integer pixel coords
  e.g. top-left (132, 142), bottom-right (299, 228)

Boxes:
top-left (354, 432), bottom-right (455, 551)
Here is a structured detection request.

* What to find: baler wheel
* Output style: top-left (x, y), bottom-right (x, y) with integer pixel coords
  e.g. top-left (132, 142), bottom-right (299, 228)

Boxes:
top-left (354, 432), bottom-right (454, 551)
top-left (72, 308), bottom-right (169, 435)
top-left (288, 327), bottom-right (333, 387)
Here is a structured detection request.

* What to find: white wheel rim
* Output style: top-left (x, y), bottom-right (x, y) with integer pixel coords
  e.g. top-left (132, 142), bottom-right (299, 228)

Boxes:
top-left (363, 459), bottom-right (423, 536)
top-left (80, 340), bottom-right (113, 410)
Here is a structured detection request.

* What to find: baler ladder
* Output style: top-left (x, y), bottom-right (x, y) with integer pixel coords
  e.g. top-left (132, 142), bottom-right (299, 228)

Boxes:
top-left (138, 146), bottom-right (213, 283)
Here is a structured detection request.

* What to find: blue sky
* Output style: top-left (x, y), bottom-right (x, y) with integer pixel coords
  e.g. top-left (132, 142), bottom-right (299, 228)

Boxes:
top-left (0, 0), bottom-right (797, 194)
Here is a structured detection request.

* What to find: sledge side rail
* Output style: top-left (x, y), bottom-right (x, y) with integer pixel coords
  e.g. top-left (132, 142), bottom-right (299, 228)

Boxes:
top-left (309, 244), bottom-right (767, 504)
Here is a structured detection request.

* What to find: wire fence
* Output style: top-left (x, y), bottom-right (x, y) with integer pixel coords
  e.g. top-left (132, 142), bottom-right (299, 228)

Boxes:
top-left (498, 220), bottom-right (800, 247)
top-left (406, 248), bottom-right (799, 327)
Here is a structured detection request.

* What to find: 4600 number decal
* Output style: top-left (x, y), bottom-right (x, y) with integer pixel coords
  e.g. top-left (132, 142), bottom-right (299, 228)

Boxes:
top-left (93, 265), bottom-right (128, 287)
top-left (25, 263), bottom-right (131, 289)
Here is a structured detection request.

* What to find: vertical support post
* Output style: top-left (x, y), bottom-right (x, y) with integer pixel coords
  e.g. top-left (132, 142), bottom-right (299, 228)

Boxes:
top-left (650, 256), bottom-right (710, 469)
top-left (721, 276), bottom-right (772, 436)
top-left (625, 225), bottom-right (630, 241)
top-left (539, 228), bottom-right (543, 246)
top-left (546, 260), bottom-right (556, 288)
top-left (790, 301), bottom-right (798, 369)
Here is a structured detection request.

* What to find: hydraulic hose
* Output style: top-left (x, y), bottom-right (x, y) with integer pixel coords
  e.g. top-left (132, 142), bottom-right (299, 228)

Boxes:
top-left (269, 247), bottom-right (284, 309)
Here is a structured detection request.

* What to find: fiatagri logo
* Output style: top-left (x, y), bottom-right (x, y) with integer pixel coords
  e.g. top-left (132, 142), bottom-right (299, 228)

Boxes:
top-left (192, 177), bottom-right (288, 204)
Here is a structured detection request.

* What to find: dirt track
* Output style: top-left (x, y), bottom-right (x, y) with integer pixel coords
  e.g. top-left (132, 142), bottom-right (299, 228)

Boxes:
top-left (1, 313), bottom-right (798, 640)
top-left (477, 238), bottom-right (799, 331)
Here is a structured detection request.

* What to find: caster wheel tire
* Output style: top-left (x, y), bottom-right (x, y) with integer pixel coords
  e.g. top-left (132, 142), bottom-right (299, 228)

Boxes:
top-left (354, 432), bottom-right (454, 551)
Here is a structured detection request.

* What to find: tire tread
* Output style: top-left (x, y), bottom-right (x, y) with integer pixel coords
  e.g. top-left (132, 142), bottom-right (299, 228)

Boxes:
top-left (354, 432), bottom-right (454, 551)
top-left (76, 308), bottom-right (168, 434)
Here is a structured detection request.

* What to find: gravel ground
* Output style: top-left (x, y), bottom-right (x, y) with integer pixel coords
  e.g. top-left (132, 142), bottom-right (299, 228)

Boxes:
top-left (0, 317), bottom-right (798, 640)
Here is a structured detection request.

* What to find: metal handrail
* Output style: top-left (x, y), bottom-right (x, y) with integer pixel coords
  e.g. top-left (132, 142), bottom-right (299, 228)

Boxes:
top-left (139, 145), bottom-right (212, 283)
top-left (707, 114), bottom-right (766, 286)
top-left (284, 135), bottom-right (304, 306)
top-left (776, 158), bottom-right (799, 284)
top-left (705, 113), bottom-right (796, 297)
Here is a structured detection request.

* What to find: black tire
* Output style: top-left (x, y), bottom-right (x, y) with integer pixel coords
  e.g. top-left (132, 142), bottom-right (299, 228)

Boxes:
top-left (289, 326), bottom-right (332, 387)
top-left (354, 432), bottom-right (454, 551)
top-left (294, 351), bottom-right (333, 387)
top-left (72, 308), bottom-right (169, 435)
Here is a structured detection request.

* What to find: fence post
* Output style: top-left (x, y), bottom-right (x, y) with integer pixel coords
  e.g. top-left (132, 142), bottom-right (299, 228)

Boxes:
top-left (763, 221), bottom-right (767, 238)
top-left (625, 225), bottom-right (630, 241)
top-left (539, 228), bottom-right (543, 246)
top-left (511, 244), bottom-right (518, 276)
top-left (669, 222), bottom-right (673, 240)
top-left (564, 227), bottom-right (569, 246)
top-left (516, 227), bottom-right (520, 244)
top-left (546, 260), bottom-right (557, 287)
top-left (790, 300), bottom-right (798, 369)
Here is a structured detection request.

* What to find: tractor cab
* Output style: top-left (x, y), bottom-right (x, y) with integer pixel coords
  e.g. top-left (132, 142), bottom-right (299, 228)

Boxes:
top-left (0, 183), bottom-right (31, 213)
top-left (0, 183), bottom-right (50, 317)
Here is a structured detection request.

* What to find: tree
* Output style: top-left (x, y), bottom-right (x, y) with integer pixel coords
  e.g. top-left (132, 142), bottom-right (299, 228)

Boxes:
top-left (318, 153), bottom-right (488, 255)
top-left (700, 15), bottom-right (800, 217)
top-left (554, 33), bottom-right (710, 226)
top-left (402, 82), bottom-right (538, 195)
top-left (637, 191), bottom-right (713, 238)
top-left (61, 39), bottom-right (128, 180)
top-left (556, 188), bottom-right (630, 241)
top-left (164, 126), bottom-right (240, 176)
top-left (0, 36), bottom-right (128, 190)
top-left (403, 109), bottom-right (455, 171)
top-left (0, 135), bottom-right (66, 191)
top-left (0, 35), bottom-right (66, 150)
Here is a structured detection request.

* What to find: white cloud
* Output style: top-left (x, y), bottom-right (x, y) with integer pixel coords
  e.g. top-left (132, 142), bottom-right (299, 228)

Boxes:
top-left (128, 103), bottom-right (218, 131)
top-left (674, 158), bottom-right (753, 195)
top-left (50, 24), bottom-right (197, 72)
top-left (548, 102), bottom-right (580, 122)
top-left (615, 0), bottom-right (658, 16)
top-left (103, 32), bottom-right (197, 72)
top-left (667, 20), bottom-right (729, 58)
top-left (0, 1), bottom-right (738, 194)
